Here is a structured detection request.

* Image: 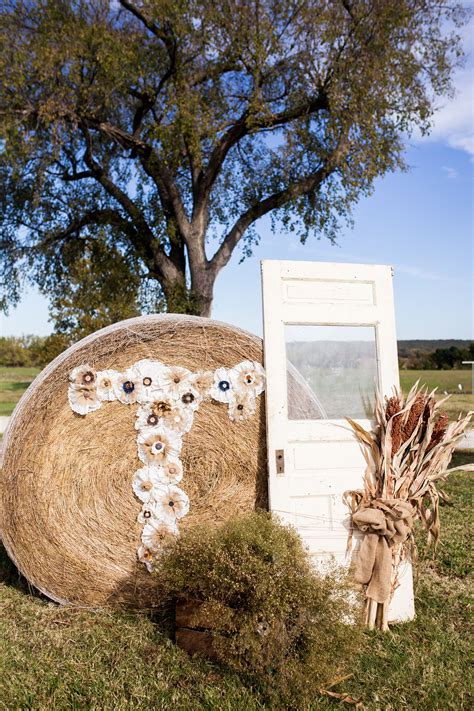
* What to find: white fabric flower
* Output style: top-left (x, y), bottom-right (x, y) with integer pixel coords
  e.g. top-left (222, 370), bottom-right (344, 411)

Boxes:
top-left (133, 359), bottom-right (167, 403)
top-left (227, 392), bottom-right (257, 421)
top-left (137, 501), bottom-right (161, 525)
top-left (96, 369), bottom-right (119, 402)
top-left (209, 367), bottom-right (234, 403)
top-left (113, 368), bottom-right (139, 404)
top-left (190, 371), bottom-right (215, 400)
top-left (159, 365), bottom-right (193, 398)
top-left (159, 406), bottom-right (194, 434)
top-left (69, 364), bottom-right (97, 388)
top-left (137, 426), bottom-right (182, 465)
top-left (135, 403), bottom-right (160, 431)
top-left (137, 544), bottom-right (156, 573)
top-left (161, 456), bottom-right (184, 483)
top-left (177, 385), bottom-right (202, 412)
top-left (132, 466), bottom-right (164, 503)
top-left (68, 384), bottom-right (101, 416)
top-left (141, 517), bottom-right (179, 553)
top-left (148, 483), bottom-right (190, 523)
top-left (229, 360), bottom-right (265, 397)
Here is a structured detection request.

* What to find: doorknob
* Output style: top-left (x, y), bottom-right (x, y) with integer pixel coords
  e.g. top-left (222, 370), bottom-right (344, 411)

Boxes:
top-left (275, 449), bottom-right (285, 474)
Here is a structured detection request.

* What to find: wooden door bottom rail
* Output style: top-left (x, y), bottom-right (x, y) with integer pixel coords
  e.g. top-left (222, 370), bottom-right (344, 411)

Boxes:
top-left (175, 597), bottom-right (232, 661)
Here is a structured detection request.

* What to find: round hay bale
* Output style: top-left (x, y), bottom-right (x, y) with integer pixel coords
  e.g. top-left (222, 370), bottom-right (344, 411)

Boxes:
top-left (0, 315), bottom-right (268, 608)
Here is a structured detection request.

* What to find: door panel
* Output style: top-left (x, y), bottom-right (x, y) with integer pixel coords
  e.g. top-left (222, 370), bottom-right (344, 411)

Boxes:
top-left (261, 259), bottom-right (414, 622)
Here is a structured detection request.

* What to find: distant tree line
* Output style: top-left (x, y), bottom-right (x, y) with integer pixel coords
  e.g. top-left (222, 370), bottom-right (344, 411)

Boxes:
top-left (398, 342), bottom-right (474, 370)
top-left (0, 335), bottom-right (70, 368)
top-left (1, 336), bottom-right (472, 370)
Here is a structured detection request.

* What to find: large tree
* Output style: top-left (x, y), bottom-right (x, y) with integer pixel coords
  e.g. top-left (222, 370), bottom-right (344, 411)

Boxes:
top-left (0, 0), bottom-right (467, 322)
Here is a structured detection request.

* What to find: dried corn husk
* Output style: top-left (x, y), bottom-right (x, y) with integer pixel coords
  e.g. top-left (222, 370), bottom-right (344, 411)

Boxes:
top-left (346, 383), bottom-right (473, 629)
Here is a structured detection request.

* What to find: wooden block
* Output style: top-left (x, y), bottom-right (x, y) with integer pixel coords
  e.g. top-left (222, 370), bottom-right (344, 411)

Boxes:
top-left (175, 597), bottom-right (234, 630)
top-left (175, 628), bottom-right (220, 661)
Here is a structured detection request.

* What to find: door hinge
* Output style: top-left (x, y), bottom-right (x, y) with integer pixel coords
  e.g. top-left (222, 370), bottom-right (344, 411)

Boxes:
top-left (275, 449), bottom-right (285, 475)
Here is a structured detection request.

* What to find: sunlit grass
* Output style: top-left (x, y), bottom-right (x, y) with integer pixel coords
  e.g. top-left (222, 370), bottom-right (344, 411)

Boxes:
top-left (0, 454), bottom-right (472, 709)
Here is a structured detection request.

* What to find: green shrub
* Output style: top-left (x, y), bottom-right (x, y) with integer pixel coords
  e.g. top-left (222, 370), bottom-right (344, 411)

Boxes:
top-left (158, 511), bottom-right (364, 708)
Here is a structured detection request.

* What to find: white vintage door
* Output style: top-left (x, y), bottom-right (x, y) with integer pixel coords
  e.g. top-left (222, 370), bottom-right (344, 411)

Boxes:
top-left (261, 259), bottom-right (414, 622)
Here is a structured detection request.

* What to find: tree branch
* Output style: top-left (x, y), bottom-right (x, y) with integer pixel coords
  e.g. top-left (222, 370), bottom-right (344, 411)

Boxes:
top-left (43, 208), bottom-right (138, 246)
top-left (209, 132), bottom-right (349, 274)
top-left (79, 123), bottom-right (182, 284)
top-left (118, 0), bottom-right (178, 63)
top-left (195, 92), bottom-right (329, 208)
top-left (81, 116), bottom-right (191, 241)
top-left (209, 169), bottom-right (324, 273)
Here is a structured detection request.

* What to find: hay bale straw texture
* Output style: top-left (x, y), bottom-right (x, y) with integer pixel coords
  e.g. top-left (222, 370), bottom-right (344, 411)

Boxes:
top-left (0, 315), bottom-right (269, 608)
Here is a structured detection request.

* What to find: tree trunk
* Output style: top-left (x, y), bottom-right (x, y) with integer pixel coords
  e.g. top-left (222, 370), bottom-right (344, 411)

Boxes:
top-left (190, 268), bottom-right (215, 318)
top-left (160, 268), bottom-right (215, 317)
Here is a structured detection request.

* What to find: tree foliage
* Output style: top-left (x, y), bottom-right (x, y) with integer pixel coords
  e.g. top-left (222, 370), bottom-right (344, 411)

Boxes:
top-left (0, 0), bottom-right (468, 326)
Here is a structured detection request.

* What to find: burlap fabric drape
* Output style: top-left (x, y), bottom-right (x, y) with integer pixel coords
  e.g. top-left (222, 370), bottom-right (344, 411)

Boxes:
top-left (344, 493), bottom-right (414, 611)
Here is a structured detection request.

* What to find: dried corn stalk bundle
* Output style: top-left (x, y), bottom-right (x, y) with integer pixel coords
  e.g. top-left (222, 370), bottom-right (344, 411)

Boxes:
top-left (346, 382), bottom-right (473, 630)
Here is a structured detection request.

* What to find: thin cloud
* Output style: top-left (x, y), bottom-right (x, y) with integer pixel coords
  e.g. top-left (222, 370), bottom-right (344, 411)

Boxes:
top-left (415, 16), bottom-right (474, 158)
top-left (396, 265), bottom-right (447, 281)
top-left (443, 166), bottom-right (459, 179)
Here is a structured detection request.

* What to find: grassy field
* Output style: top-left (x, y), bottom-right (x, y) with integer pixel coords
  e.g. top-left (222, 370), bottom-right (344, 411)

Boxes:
top-left (0, 366), bottom-right (40, 416)
top-left (0, 451), bottom-right (472, 709)
top-left (400, 370), bottom-right (473, 421)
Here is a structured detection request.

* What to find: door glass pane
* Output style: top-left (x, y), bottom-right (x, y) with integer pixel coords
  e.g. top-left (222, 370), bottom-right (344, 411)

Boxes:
top-left (286, 325), bottom-right (378, 420)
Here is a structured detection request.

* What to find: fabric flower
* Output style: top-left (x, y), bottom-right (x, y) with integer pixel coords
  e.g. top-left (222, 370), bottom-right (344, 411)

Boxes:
top-left (137, 502), bottom-right (159, 525)
top-left (159, 406), bottom-right (193, 434)
top-left (209, 367), bottom-right (234, 403)
top-left (135, 402), bottom-right (164, 431)
top-left (227, 392), bottom-right (257, 421)
top-left (161, 456), bottom-right (184, 483)
top-left (133, 359), bottom-right (167, 403)
top-left (132, 466), bottom-right (164, 503)
top-left (229, 360), bottom-right (265, 397)
top-left (148, 483), bottom-right (190, 523)
top-left (135, 396), bottom-right (193, 433)
top-left (69, 364), bottom-right (97, 388)
top-left (68, 384), bottom-right (101, 416)
top-left (96, 369), bottom-right (119, 402)
top-left (137, 426), bottom-right (182, 465)
top-left (178, 385), bottom-right (202, 412)
top-left (113, 368), bottom-right (139, 404)
top-left (159, 365), bottom-right (193, 398)
top-left (141, 517), bottom-right (179, 552)
top-left (137, 544), bottom-right (156, 573)
top-left (190, 371), bottom-right (215, 400)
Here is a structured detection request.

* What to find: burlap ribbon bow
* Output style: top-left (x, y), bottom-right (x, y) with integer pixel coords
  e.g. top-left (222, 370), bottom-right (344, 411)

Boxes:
top-left (351, 498), bottom-right (414, 604)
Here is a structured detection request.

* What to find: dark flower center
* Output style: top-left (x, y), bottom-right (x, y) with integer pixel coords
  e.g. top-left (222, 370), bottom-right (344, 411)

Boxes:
top-left (144, 510), bottom-right (151, 518)
top-left (181, 392), bottom-right (195, 404)
top-left (154, 400), bottom-right (171, 415)
top-left (245, 374), bottom-right (253, 384)
top-left (173, 376), bottom-right (180, 384)
top-left (122, 381), bottom-right (135, 394)
top-left (153, 441), bottom-right (164, 452)
top-left (218, 380), bottom-right (230, 392)
top-left (237, 404), bottom-right (244, 411)
top-left (143, 377), bottom-right (152, 386)
top-left (168, 500), bottom-right (175, 507)
top-left (147, 414), bottom-right (158, 426)
top-left (82, 371), bottom-right (95, 385)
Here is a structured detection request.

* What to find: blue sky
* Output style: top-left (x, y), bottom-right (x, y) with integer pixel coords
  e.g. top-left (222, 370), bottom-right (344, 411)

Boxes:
top-left (2, 16), bottom-right (473, 341)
